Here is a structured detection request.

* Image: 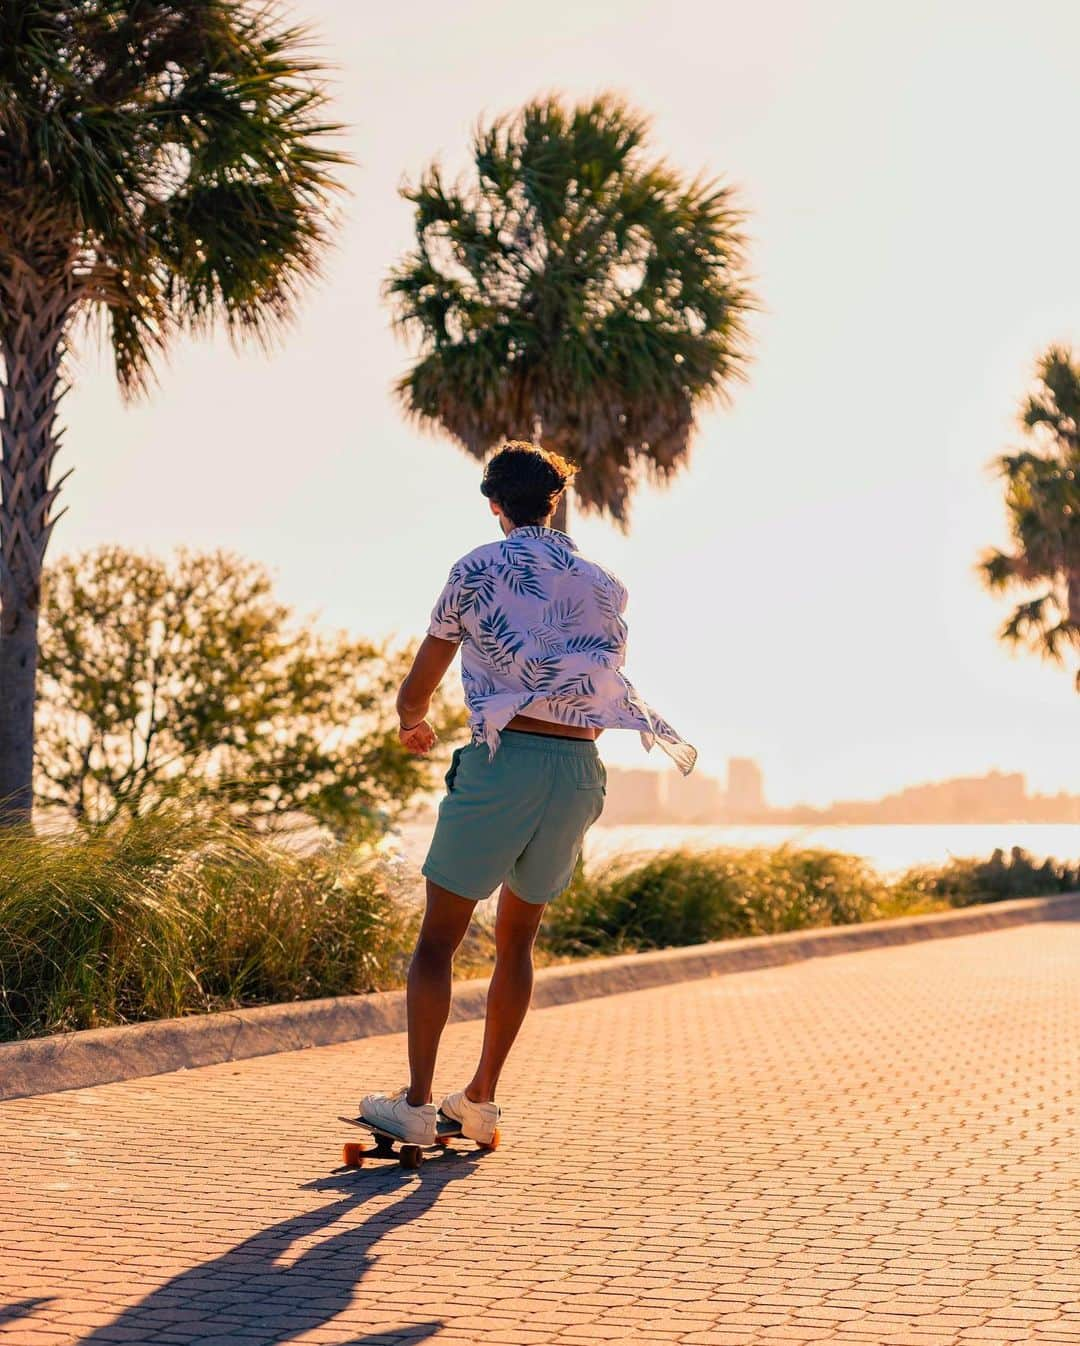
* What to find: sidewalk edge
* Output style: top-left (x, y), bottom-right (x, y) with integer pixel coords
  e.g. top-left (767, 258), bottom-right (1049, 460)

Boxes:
top-left (4, 890), bottom-right (1078, 1101)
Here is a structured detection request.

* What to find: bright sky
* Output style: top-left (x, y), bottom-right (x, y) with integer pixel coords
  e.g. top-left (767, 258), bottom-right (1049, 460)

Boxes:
top-left (56, 0), bottom-right (1080, 807)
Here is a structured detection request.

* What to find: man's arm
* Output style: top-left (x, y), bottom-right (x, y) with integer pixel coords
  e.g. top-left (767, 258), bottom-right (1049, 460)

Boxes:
top-left (396, 634), bottom-right (460, 752)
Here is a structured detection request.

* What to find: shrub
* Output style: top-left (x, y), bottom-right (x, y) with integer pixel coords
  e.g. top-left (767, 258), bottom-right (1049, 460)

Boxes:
top-left (894, 846), bottom-right (1080, 909)
top-left (542, 846), bottom-right (888, 956)
top-left (0, 811), bottom-right (415, 1040)
top-left (5, 826), bottom-right (1076, 1042)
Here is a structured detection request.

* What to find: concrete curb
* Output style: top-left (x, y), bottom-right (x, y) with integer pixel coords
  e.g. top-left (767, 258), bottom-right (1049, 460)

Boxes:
top-left (3, 890), bottom-right (1078, 1102)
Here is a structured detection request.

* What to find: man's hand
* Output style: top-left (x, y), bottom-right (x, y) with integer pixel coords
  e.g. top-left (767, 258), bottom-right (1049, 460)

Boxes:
top-left (399, 719), bottom-right (438, 755)
top-left (396, 635), bottom-right (460, 757)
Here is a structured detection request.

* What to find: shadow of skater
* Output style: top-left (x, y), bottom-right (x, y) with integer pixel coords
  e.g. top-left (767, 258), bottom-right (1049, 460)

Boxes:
top-left (0, 1298), bottom-right (56, 1327)
top-left (75, 1154), bottom-right (482, 1345)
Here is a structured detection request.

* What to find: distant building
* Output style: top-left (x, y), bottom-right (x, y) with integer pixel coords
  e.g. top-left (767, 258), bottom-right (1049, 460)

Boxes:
top-left (600, 768), bottom-right (668, 824)
top-left (727, 758), bottom-right (765, 816)
top-left (824, 771), bottom-right (1031, 824)
top-left (602, 757), bottom-right (765, 824)
top-left (411, 755), bottom-right (1079, 828)
top-left (664, 769), bottom-right (726, 823)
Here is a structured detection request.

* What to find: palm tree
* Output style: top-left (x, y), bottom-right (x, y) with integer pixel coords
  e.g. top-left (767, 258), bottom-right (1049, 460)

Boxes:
top-left (0, 1), bottom-right (346, 824)
top-left (386, 94), bottom-right (754, 533)
top-left (980, 346), bottom-right (1080, 687)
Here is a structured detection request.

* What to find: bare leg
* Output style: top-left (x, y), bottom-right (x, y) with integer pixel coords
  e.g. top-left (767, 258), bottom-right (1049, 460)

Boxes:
top-left (406, 879), bottom-right (476, 1107)
top-left (465, 884), bottom-right (546, 1104)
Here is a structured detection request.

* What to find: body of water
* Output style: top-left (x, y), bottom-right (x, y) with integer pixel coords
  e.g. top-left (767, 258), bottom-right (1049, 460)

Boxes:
top-left (392, 820), bottom-right (1080, 879)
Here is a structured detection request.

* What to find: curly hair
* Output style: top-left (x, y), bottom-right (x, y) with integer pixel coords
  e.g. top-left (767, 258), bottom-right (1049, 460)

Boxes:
top-left (480, 441), bottom-right (577, 527)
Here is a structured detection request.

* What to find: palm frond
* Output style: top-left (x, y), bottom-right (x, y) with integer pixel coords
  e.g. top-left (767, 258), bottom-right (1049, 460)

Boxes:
top-left (981, 345), bottom-right (1080, 688)
top-left (999, 594), bottom-right (1052, 648)
top-left (0, 0), bottom-right (348, 393)
top-left (386, 92), bottom-right (755, 529)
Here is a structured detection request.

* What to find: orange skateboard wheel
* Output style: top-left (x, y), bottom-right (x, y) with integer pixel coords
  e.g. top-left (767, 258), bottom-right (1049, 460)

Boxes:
top-left (478, 1127), bottom-right (501, 1152)
top-left (342, 1142), bottom-right (367, 1167)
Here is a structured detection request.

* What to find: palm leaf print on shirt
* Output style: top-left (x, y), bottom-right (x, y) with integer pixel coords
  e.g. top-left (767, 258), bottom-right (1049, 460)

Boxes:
top-left (477, 607), bottom-right (524, 672)
top-left (543, 671), bottom-right (600, 723)
top-left (431, 586), bottom-right (459, 633)
top-left (556, 671), bottom-right (596, 697)
top-left (533, 597), bottom-right (585, 652)
top-left (543, 693), bottom-right (602, 727)
top-left (457, 558), bottom-right (498, 614)
top-left (564, 633), bottom-right (616, 663)
top-left (462, 666), bottom-right (499, 701)
top-left (536, 537), bottom-right (578, 570)
top-left (592, 576), bottom-right (625, 622)
top-left (520, 654), bottom-right (564, 691)
top-left (499, 555), bottom-right (548, 600)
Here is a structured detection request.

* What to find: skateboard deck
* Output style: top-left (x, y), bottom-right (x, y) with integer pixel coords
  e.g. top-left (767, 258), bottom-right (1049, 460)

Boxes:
top-left (341, 1111), bottom-right (500, 1170)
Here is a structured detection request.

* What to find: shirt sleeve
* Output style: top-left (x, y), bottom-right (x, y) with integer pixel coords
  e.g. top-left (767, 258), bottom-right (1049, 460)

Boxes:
top-left (427, 564), bottom-right (464, 642)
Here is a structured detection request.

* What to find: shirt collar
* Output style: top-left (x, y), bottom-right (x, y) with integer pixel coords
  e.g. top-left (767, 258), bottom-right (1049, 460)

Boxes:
top-left (507, 524), bottom-right (578, 551)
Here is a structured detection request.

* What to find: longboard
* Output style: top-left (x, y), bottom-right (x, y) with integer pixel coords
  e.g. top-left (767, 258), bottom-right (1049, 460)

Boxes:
top-left (341, 1111), bottom-right (501, 1170)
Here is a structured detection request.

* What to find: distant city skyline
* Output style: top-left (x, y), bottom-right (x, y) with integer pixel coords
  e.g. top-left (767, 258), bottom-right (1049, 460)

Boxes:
top-left (52, 0), bottom-right (1080, 805)
top-left (601, 761), bottom-right (1080, 826)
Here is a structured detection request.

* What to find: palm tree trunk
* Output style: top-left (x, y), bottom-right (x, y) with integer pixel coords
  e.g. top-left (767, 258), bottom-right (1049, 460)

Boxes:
top-left (0, 260), bottom-right (71, 826)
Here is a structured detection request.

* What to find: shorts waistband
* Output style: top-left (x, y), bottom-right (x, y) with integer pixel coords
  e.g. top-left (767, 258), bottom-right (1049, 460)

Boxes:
top-left (494, 728), bottom-right (600, 756)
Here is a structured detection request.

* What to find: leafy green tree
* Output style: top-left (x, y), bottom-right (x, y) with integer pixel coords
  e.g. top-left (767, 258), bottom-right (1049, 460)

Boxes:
top-left (980, 347), bottom-right (1080, 687)
top-left (36, 548), bottom-right (465, 834)
top-left (387, 94), bottom-right (754, 532)
top-left (0, 1), bottom-right (346, 823)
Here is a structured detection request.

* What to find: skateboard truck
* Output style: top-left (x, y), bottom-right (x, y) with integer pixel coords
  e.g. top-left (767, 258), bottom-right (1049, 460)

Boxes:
top-left (341, 1111), bottom-right (501, 1170)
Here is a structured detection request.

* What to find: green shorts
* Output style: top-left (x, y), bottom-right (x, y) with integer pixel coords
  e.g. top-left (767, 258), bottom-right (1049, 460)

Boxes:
top-left (422, 729), bottom-right (607, 904)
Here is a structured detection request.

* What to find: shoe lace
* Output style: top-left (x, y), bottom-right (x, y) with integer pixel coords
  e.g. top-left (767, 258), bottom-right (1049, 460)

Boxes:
top-left (391, 1087), bottom-right (432, 1111)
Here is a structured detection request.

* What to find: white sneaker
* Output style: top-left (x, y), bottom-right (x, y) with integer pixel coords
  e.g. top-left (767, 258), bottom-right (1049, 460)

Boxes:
top-left (360, 1088), bottom-right (437, 1145)
top-left (440, 1089), bottom-right (500, 1145)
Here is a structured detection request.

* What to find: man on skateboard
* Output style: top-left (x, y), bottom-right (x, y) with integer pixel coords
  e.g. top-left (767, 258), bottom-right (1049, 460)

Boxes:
top-left (361, 442), bottom-right (696, 1147)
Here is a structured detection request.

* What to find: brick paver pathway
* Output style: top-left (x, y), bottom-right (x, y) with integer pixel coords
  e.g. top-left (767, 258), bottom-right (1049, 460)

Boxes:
top-left (2, 919), bottom-right (1079, 1346)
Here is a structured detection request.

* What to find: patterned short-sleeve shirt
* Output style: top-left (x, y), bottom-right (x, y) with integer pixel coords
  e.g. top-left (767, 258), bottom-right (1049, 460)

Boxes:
top-left (428, 525), bottom-right (697, 775)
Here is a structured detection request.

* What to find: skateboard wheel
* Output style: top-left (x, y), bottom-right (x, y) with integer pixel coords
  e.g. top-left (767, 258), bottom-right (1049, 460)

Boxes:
top-left (478, 1127), bottom-right (501, 1152)
top-left (399, 1145), bottom-right (423, 1170)
top-left (342, 1142), bottom-right (367, 1168)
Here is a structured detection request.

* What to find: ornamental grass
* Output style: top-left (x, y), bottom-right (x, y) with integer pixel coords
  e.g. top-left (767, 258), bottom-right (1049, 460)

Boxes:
top-left (0, 810), bottom-right (414, 1041)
